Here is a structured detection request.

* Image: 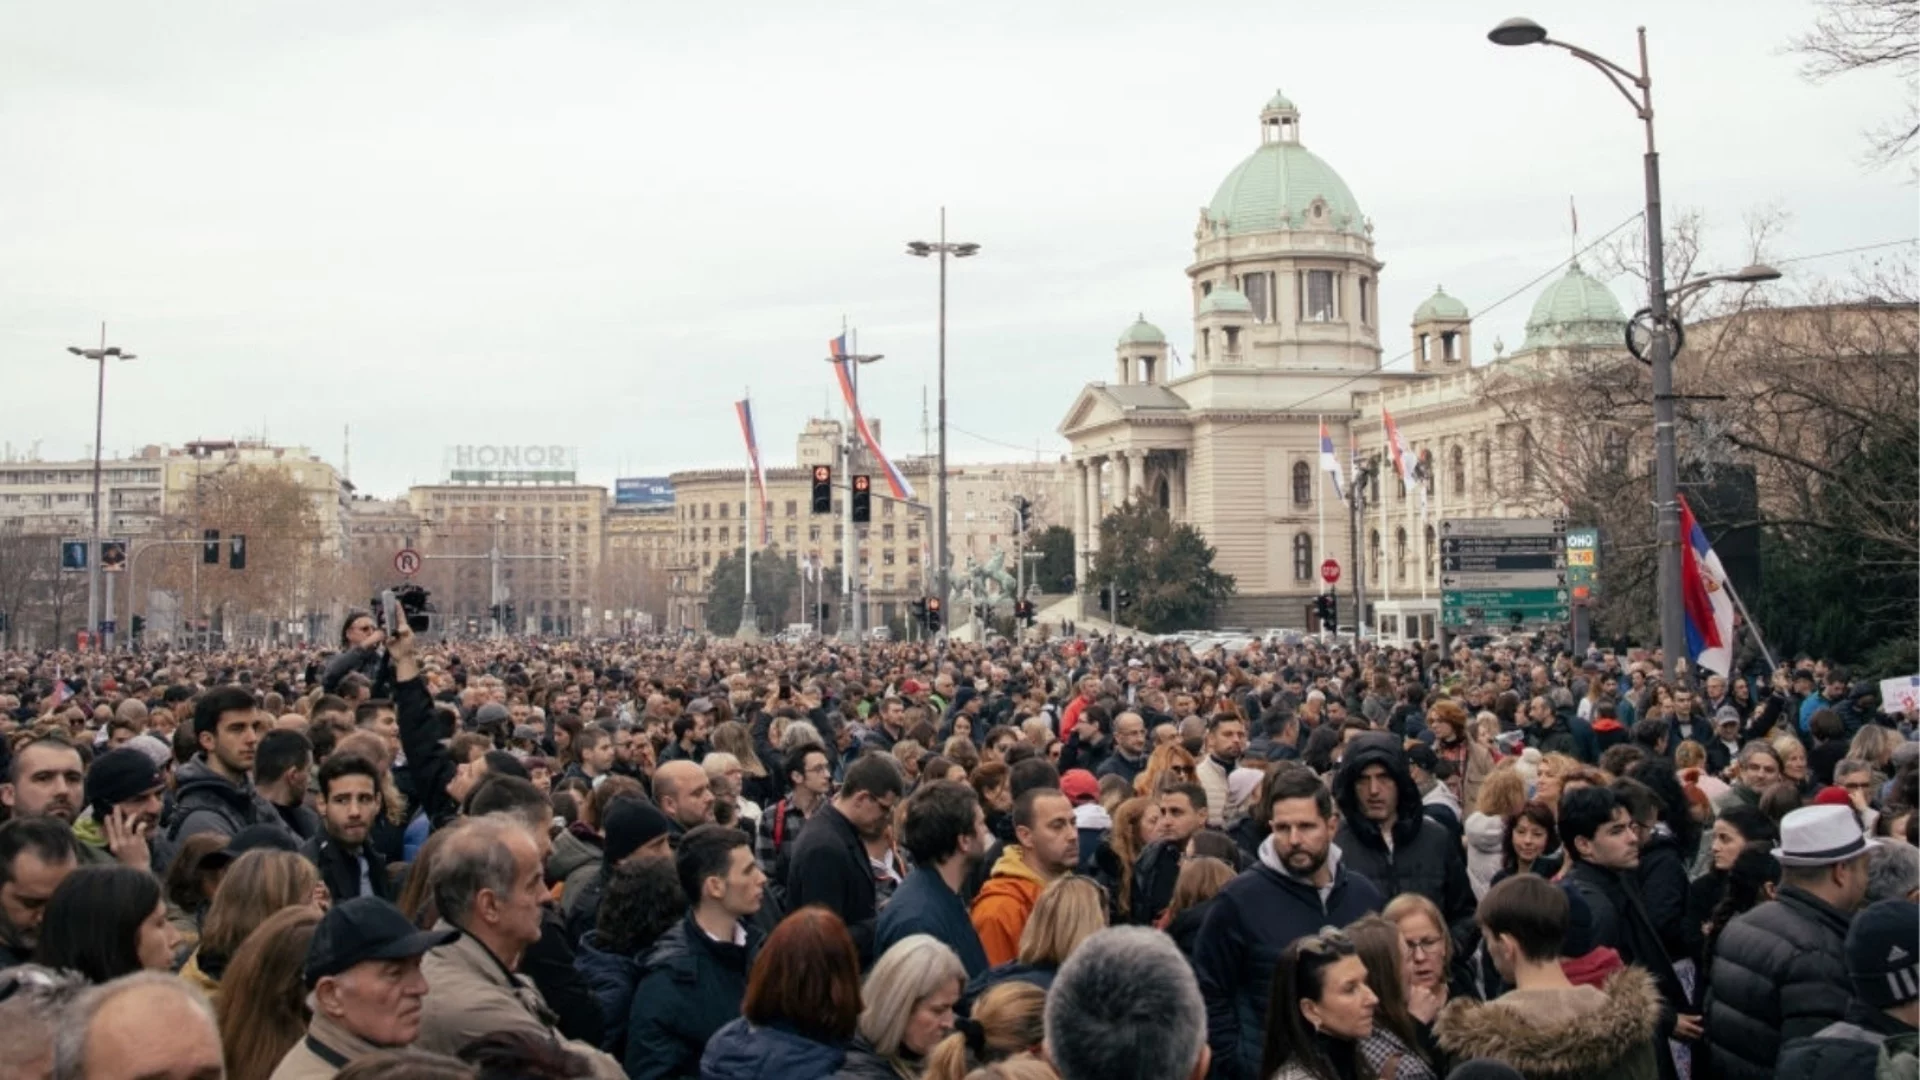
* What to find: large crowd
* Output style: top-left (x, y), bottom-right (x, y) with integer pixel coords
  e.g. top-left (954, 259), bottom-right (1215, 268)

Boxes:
top-left (0, 615), bottom-right (1915, 1080)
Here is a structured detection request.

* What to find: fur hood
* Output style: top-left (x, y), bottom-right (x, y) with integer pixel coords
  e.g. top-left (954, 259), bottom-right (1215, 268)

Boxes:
top-left (1435, 966), bottom-right (1660, 1077)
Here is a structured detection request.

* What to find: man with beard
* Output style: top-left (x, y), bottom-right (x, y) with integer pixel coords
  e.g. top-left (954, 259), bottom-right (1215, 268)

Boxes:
top-left (0, 817), bottom-right (79, 967)
top-left (1194, 713), bottom-right (1248, 827)
top-left (1192, 768), bottom-right (1382, 1080)
top-left (875, 780), bottom-right (992, 977)
top-left (73, 747), bottom-right (165, 870)
top-left (0, 737), bottom-right (84, 826)
top-left (302, 753), bottom-right (392, 902)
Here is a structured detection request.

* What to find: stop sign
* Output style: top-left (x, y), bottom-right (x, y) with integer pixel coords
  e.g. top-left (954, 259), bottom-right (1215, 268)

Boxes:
top-left (1320, 559), bottom-right (1341, 585)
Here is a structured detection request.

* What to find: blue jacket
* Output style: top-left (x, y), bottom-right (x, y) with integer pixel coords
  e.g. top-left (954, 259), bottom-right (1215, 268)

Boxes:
top-left (1192, 839), bottom-right (1384, 1080)
top-left (873, 865), bottom-right (990, 978)
top-left (627, 913), bottom-right (761, 1080)
top-left (700, 1018), bottom-right (845, 1080)
top-left (573, 930), bottom-right (641, 1059)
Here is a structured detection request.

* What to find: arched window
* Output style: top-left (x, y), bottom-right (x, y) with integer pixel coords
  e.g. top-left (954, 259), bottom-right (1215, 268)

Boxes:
top-left (1368, 529), bottom-right (1381, 583)
top-left (1291, 461), bottom-right (1312, 506)
top-left (1425, 524), bottom-right (1437, 581)
top-left (1450, 445), bottom-right (1466, 496)
top-left (1293, 533), bottom-right (1313, 582)
top-left (1394, 527), bottom-right (1408, 583)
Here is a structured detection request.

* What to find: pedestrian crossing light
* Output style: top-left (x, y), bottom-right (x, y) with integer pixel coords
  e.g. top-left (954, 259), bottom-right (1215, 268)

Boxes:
top-left (852, 474), bottom-right (871, 524)
top-left (202, 529), bottom-right (221, 564)
top-left (811, 466), bottom-right (833, 514)
top-left (925, 596), bottom-right (942, 632)
top-left (228, 535), bottom-right (247, 570)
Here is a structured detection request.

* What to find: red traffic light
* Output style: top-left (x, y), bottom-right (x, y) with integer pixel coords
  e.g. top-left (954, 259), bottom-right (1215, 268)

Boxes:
top-left (927, 597), bottom-right (941, 611)
top-left (853, 475), bottom-right (870, 493)
top-left (813, 466), bottom-right (831, 482)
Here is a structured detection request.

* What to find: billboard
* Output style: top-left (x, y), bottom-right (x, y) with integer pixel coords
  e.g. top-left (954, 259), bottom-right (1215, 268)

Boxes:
top-left (615, 477), bottom-right (674, 508)
top-left (443, 445), bottom-right (578, 484)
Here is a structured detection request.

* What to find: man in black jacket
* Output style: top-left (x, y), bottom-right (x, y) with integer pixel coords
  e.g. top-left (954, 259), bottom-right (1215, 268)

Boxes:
top-left (168, 685), bottom-right (292, 848)
top-left (1129, 782), bottom-right (1207, 927)
top-left (1559, 785), bottom-right (1687, 1080)
top-left (1775, 898), bottom-right (1919, 1080)
top-left (1192, 768), bottom-right (1382, 1080)
top-left (783, 753), bottom-right (903, 964)
top-left (301, 753), bottom-right (392, 902)
top-left (1706, 803), bottom-right (1874, 1080)
top-left (1332, 734), bottom-right (1475, 942)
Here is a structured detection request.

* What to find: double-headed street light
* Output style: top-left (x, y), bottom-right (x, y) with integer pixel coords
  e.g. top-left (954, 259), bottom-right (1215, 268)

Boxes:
top-left (824, 348), bottom-right (885, 641)
top-left (68, 326), bottom-right (137, 651)
top-left (1490, 18), bottom-right (1774, 682)
top-left (907, 209), bottom-right (980, 639)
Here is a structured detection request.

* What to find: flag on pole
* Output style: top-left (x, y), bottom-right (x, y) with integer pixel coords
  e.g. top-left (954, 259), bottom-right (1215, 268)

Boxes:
top-left (1679, 494), bottom-right (1736, 676)
top-left (1382, 407), bottom-right (1416, 486)
top-left (734, 398), bottom-right (771, 545)
top-left (829, 334), bottom-right (848, 360)
top-left (1318, 418), bottom-right (1346, 502)
top-left (832, 354), bottom-right (917, 501)
top-left (48, 679), bottom-right (73, 709)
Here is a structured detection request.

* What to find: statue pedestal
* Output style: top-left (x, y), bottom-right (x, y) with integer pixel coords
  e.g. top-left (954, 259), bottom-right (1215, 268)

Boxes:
top-left (736, 599), bottom-right (761, 643)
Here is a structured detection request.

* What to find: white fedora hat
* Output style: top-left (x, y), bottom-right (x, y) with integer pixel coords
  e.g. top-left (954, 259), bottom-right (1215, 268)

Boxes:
top-left (1773, 804), bottom-right (1879, 868)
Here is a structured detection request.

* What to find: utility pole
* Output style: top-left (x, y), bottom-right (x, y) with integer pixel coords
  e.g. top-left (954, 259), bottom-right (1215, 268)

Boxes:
top-left (68, 326), bottom-right (135, 650)
top-left (907, 212), bottom-right (981, 641)
top-left (1350, 455), bottom-right (1380, 639)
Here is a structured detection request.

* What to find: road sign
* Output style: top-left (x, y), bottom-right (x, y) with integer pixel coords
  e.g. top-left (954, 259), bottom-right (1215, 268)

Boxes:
top-left (1440, 518), bottom-right (1571, 629)
top-left (1565, 526), bottom-right (1601, 603)
top-left (1320, 559), bottom-right (1341, 585)
top-left (394, 549), bottom-right (423, 576)
top-left (101, 539), bottom-right (128, 572)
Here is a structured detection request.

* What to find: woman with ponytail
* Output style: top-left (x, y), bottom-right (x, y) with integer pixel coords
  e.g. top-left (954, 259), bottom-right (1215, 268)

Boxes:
top-left (923, 982), bottom-right (1046, 1080)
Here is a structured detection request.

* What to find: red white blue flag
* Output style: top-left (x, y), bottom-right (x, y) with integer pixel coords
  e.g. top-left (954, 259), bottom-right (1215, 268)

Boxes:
top-left (1319, 418), bottom-right (1345, 502)
top-left (1679, 494), bottom-right (1735, 676)
top-left (734, 398), bottom-right (771, 546)
top-left (832, 355), bottom-right (916, 502)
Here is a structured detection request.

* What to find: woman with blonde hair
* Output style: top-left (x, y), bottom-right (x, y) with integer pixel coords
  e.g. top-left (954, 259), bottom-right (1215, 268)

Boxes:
top-left (1462, 766), bottom-right (1527, 899)
top-left (1384, 892), bottom-right (1455, 1013)
top-left (1092, 797), bottom-right (1160, 924)
top-left (215, 905), bottom-right (321, 1080)
top-left (1771, 732), bottom-right (1815, 795)
top-left (965, 876), bottom-right (1107, 1004)
top-left (923, 982), bottom-right (1046, 1080)
top-left (181, 848), bottom-right (324, 1002)
top-left (1133, 742), bottom-right (1197, 798)
top-left (711, 720), bottom-right (774, 806)
top-left (1159, 855), bottom-right (1235, 959)
top-left (839, 934), bottom-right (967, 1079)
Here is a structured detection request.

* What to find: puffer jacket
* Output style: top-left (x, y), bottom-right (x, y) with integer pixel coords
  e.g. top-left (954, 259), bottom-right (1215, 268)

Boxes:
top-left (1435, 966), bottom-right (1662, 1080)
top-left (1775, 1002), bottom-right (1919, 1080)
top-left (699, 1018), bottom-right (845, 1080)
top-left (166, 755), bottom-right (290, 845)
top-left (1332, 734), bottom-right (1476, 940)
top-left (1704, 885), bottom-right (1854, 1080)
top-left (1463, 811), bottom-right (1506, 900)
top-left (625, 914), bottom-right (760, 1080)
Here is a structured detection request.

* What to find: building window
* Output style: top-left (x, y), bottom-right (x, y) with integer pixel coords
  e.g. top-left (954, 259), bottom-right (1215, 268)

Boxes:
top-left (833, 525), bottom-right (843, 541)
top-left (1394, 527), bottom-right (1408, 583)
top-left (907, 524), bottom-right (919, 541)
top-left (784, 525), bottom-right (797, 543)
top-left (1368, 529), bottom-right (1381, 582)
top-left (882, 523), bottom-right (895, 540)
top-left (1291, 462), bottom-right (1311, 506)
top-left (1359, 277), bottom-right (1371, 325)
top-left (1243, 271), bottom-right (1274, 323)
top-left (883, 573), bottom-right (895, 589)
top-left (883, 549), bottom-right (895, 565)
top-left (907, 548), bottom-right (920, 565)
top-left (784, 499), bottom-right (797, 516)
top-left (808, 524), bottom-right (821, 542)
top-left (1450, 445), bottom-right (1466, 496)
top-left (1478, 443), bottom-right (1493, 491)
top-left (701, 527), bottom-right (710, 543)
top-left (701, 552), bottom-right (711, 567)
top-left (1293, 532), bottom-right (1313, 582)
top-left (1303, 270), bottom-right (1338, 322)
top-left (701, 503), bottom-right (710, 520)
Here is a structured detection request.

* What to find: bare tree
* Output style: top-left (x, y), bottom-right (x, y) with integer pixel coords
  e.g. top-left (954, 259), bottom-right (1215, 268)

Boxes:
top-left (1791, 0), bottom-right (1920, 172)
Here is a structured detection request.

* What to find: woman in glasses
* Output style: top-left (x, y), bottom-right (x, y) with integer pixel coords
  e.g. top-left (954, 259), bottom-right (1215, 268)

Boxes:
top-left (1259, 927), bottom-right (1379, 1080)
top-left (1133, 743), bottom-right (1198, 799)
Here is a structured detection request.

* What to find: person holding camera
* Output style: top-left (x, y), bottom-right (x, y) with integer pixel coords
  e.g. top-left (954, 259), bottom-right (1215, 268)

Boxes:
top-left (324, 610), bottom-right (393, 697)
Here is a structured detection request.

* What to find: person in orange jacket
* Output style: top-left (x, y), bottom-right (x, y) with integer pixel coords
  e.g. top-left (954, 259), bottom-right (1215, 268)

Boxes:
top-left (970, 787), bottom-right (1080, 965)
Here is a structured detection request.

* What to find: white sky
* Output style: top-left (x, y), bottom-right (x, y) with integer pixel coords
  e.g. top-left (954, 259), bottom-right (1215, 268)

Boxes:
top-left (1, 0), bottom-right (1910, 496)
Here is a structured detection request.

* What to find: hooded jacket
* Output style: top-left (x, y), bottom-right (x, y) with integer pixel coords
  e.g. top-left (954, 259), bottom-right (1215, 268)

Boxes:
top-left (699, 1018), bottom-right (846, 1080)
top-left (166, 755), bottom-right (291, 845)
top-left (1435, 966), bottom-right (1662, 1080)
top-left (1704, 884), bottom-right (1856, 1080)
top-left (1463, 811), bottom-right (1506, 900)
top-left (1331, 734), bottom-right (1476, 941)
top-left (1192, 834), bottom-right (1384, 1080)
top-left (969, 845), bottom-right (1048, 968)
top-left (1775, 1001), bottom-right (1919, 1080)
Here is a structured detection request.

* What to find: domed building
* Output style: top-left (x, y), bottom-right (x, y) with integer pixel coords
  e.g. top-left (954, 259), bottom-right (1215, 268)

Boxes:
top-left (1059, 90), bottom-right (1629, 631)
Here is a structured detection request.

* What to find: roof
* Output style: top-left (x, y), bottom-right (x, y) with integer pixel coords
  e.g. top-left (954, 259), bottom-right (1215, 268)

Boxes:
top-left (1264, 89), bottom-right (1297, 113)
top-left (1413, 286), bottom-right (1469, 324)
top-left (1207, 96), bottom-right (1364, 238)
top-left (1117, 315), bottom-right (1167, 347)
top-left (1522, 262), bottom-right (1628, 350)
top-left (1101, 384), bottom-right (1189, 411)
top-left (1199, 285), bottom-right (1254, 316)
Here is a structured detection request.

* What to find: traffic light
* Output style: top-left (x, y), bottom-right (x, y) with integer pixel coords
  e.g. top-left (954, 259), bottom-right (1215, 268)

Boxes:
top-left (851, 474), bottom-right (871, 524)
top-left (817, 602), bottom-right (830, 622)
top-left (202, 529), bottom-right (221, 564)
top-left (811, 466), bottom-right (833, 514)
top-left (1013, 496), bottom-right (1031, 534)
top-left (1117, 588), bottom-right (1134, 611)
top-left (1098, 588), bottom-right (1111, 613)
top-left (228, 534), bottom-right (247, 570)
top-left (489, 603), bottom-right (502, 625)
top-left (130, 614), bottom-right (145, 641)
top-left (1014, 599), bottom-right (1035, 626)
top-left (910, 598), bottom-right (928, 629)
top-left (504, 604), bottom-right (517, 631)
top-left (1314, 593), bottom-right (1338, 629)
top-left (925, 596), bottom-right (942, 632)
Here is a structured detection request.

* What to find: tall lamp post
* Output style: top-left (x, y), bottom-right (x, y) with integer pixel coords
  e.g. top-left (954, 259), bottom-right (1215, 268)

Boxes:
top-left (907, 209), bottom-right (979, 638)
top-left (825, 347), bottom-right (885, 641)
top-left (68, 325), bottom-right (136, 651)
top-left (1489, 19), bottom-right (1776, 681)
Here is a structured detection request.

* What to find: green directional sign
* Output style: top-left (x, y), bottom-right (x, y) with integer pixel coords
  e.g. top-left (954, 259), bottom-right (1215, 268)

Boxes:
top-left (1444, 606), bottom-right (1570, 627)
top-left (1441, 588), bottom-right (1569, 608)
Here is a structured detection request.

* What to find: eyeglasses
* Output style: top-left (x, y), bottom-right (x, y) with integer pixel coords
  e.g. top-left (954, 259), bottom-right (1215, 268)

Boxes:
top-left (1402, 935), bottom-right (1446, 957)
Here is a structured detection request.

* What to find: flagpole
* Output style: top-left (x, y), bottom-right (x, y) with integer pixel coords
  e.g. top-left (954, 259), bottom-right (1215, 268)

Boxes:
top-left (1380, 425), bottom-right (1392, 603)
top-left (738, 392), bottom-right (760, 642)
top-left (1316, 415), bottom-right (1326, 588)
top-left (1721, 572), bottom-right (1778, 673)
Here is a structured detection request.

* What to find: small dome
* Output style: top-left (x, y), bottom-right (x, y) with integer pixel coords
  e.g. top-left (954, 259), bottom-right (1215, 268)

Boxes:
top-left (1264, 89), bottom-right (1297, 113)
top-left (1117, 314), bottom-right (1166, 346)
top-left (1522, 262), bottom-right (1627, 350)
top-left (1413, 286), bottom-right (1469, 324)
top-left (1207, 95), bottom-right (1365, 239)
top-left (1199, 286), bottom-right (1253, 316)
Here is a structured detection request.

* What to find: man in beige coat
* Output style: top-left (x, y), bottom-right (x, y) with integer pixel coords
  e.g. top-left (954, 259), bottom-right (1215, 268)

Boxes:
top-left (413, 814), bottom-right (624, 1079)
top-left (271, 895), bottom-right (456, 1079)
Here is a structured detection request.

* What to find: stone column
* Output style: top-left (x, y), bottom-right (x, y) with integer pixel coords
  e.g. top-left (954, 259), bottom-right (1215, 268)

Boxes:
top-left (1073, 459), bottom-right (1089, 579)
top-left (1127, 449), bottom-right (1148, 499)
top-left (1086, 457), bottom-right (1104, 560)
top-left (1171, 453), bottom-right (1188, 519)
top-left (1113, 453), bottom-right (1132, 508)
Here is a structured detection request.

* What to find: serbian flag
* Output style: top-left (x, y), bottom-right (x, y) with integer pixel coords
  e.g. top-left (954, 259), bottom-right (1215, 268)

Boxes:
top-left (734, 398), bottom-right (771, 545)
top-left (831, 356), bottom-right (917, 501)
top-left (1382, 406), bottom-right (1415, 486)
top-left (828, 334), bottom-right (848, 360)
top-left (1679, 494), bottom-right (1736, 676)
top-left (1318, 418), bottom-right (1345, 502)
top-left (48, 679), bottom-right (73, 709)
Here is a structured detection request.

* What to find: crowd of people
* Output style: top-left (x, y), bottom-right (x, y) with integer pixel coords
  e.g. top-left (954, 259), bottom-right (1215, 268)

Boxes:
top-left (0, 615), bottom-right (1915, 1080)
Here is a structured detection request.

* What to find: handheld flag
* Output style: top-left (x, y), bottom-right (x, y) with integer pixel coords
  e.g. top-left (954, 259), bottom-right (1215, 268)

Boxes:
top-left (734, 398), bottom-right (772, 545)
top-left (831, 354), bottom-right (917, 501)
top-left (1678, 494), bottom-right (1736, 676)
top-left (1318, 418), bottom-right (1346, 502)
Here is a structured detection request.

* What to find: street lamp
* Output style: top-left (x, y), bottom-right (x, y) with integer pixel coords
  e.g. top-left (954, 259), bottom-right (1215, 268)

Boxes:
top-left (1489, 18), bottom-right (1688, 681)
top-left (824, 348), bottom-right (884, 641)
top-left (1666, 263), bottom-right (1782, 303)
top-left (68, 325), bottom-right (136, 651)
top-left (907, 208), bottom-right (980, 640)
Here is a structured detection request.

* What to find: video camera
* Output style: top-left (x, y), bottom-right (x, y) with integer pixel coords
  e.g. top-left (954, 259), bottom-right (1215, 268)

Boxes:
top-left (374, 584), bottom-right (436, 635)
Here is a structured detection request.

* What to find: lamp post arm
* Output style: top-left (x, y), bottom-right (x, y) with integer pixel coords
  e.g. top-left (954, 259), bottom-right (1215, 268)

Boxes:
top-left (1546, 39), bottom-right (1649, 118)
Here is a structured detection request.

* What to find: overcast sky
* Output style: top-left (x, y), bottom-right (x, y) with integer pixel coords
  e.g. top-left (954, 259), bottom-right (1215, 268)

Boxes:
top-left (1, 0), bottom-right (1909, 497)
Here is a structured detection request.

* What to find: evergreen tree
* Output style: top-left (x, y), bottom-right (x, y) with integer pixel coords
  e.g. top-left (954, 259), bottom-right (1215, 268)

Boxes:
top-left (1088, 501), bottom-right (1235, 632)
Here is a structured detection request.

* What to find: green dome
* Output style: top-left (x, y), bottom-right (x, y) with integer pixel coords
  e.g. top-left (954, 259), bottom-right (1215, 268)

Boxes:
top-left (1413, 286), bottom-right (1469, 323)
top-left (1199, 286), bottom-right (1253, 316)
top-left (1264, 89), bottom-right (1296, 112)
top-left (1522, 262), bottom-right (1627, 350)
top-left (1117, 314), bottom-right (1166, 346)
top-left (1207, 97), bottom-right (1365, 238)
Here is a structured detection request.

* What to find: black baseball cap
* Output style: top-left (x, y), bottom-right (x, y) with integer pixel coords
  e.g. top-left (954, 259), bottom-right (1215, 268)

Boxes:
top-left (303, 897), bottom-right (457, 987)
